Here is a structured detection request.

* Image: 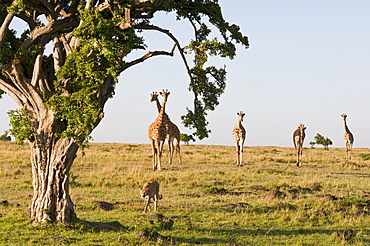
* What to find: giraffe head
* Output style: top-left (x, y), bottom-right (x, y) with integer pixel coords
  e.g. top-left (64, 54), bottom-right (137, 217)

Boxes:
top-left (159, 89), bottom-right (170, 101)
top-left (150, 92), bottom-right (159, 103)
top-left (237, 111), bottom-right (245, 121)
top-left (298, 123), bottom-right (306, 132)
top-left (341, 113), bottom-right (347, 120)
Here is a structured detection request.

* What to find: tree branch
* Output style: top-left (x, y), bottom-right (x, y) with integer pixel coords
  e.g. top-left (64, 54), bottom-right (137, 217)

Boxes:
top-left (31, 54), bottom-right (52, 96)
top-left (194, 0), bottom-right (229, 41)
top-left (2, 61), bottom-right (48, 119)
top-left (0, 76), bottom-right (25, 108)
top-left (52, 35), bottom-right (63, 72)
top-left (121, 44), bottom-right (176, 72)
top-left (96, 1), bottom-right (110, 12)
top-left (18, 17), bottom-right (79, 51)
top-left (59, 34), bottom-right (72, 55)
top-left (25, 0), bottom-right (54, 17)
top-left (133, 24), bottom-right (193, 82)
top-left (14, 11), bottom-right (38, 30)
top-left (0, 12), bottom-right (14, 46)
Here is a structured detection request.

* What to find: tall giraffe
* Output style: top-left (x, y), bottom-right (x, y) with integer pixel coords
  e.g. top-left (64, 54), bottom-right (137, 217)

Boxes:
top-left (232, 111), bottom-right (246, 166)
top-left (150, 92), bottom-right (182, 165)
top-left (341, 114), bottom-right (354, 160)
top-left (148, 89), bottom-right (170, 171)
top-left (293, 123), bottom-right (306, 167)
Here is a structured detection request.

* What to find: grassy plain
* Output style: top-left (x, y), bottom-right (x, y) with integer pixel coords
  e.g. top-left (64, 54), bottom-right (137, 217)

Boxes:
top-left (1, 141), bottom-right (370, 245)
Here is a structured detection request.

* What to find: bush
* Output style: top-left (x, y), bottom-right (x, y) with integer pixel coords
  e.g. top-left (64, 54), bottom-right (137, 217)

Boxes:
top-left (0, 131), bottom-right (11, 141)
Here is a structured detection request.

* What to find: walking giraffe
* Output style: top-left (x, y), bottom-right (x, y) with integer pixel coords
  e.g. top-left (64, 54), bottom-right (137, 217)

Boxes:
top-left (232, 111), bottom-right (246, 166)
top-left (148, 89), bottom-right (170, 171)
top-left (341, 114), bottom-right (354, 160)
top-left (150, 92), bottom-right (182, 165)
top-left (293, 123), bottom-right (306, 167)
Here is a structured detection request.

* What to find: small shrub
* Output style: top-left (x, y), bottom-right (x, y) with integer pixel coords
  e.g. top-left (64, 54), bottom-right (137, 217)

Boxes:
top-left (258, 169), bottom-right (298, 176)
top-left (0, 131), bottom-right (11, 141)
top-left (343, 162), bottom-right (365, 169)
top-left (158, 218), bottom-right (174, 230)
top-left (336, 197), bottom-right (369, 209)
top-left (359, 153), bottom-right (370, 161)
top-left (69, 172), bottom-right (80, 187)
top-left (206, 187), bottom-right (228, 194)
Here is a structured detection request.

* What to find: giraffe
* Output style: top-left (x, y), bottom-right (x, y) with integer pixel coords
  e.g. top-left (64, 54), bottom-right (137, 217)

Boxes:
top-left (232, 111), bottom-right (246, 166)
top-left (148, 89), bottom-right (170, 171)
top-left (293, 123), bottom-right (306, 167)
top-left (150, 92), bottom-right (182, 165)
top-left (341, 114), bottom-right (354, 160)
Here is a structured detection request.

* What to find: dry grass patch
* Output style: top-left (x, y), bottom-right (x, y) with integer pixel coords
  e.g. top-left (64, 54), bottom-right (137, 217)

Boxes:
top-left (1, 142), bottom-right (370, 245)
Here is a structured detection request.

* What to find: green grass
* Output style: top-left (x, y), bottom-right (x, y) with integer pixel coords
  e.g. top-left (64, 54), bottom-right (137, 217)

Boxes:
top-left (1, 141), bottom-right (370, 245)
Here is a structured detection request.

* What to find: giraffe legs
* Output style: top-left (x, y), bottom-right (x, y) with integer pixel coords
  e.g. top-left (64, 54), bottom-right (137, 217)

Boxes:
top-left (345, 143), bottom-right (353, 160)
top-left (157, 140), bottom-right (165, 171)
top-left (296, 153), bottom-right (301, 167)
top-left (168, 138), bottom-right (174, 164)
top-left (294, 137), bottom-right (303, 167)
top-left (296, 145), bottom-right (303, 167)
top-left (168, 137), bottom-right (182, 165)
top-left (175, 138), bottom-right (182, 165)
top-left (151, 139), bottom-right (164, 171)
top-left (240, 138), bottom-right (245, 165)
top-left (150, 139), bottom-right (157, 171)
top-left (235, 142), bottom-right (243, 166)
top-left (235, 143), bottom-right (240, 165)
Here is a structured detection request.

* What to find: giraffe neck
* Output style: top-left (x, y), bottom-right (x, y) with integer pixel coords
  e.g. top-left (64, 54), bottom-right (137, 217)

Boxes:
top-left (156, 96), bottom-right (167, 124)
top-left (237, 118), bottom-right (243, 128)
top-left (301, 128), bottom-right (305, 137)
top-left (155, 98), bottom-right (161, 113)
top-left (155, 96), bottom-right (170, 121)
top-left (343, 119), bottom-right (351, 133)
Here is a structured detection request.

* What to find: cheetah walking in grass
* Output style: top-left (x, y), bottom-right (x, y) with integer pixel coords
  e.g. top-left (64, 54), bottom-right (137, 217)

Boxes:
top-left (140, 180), bottom-right (161, 213)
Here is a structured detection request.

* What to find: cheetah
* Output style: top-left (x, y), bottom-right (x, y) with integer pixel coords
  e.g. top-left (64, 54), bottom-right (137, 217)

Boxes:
top-left (140, 180), bottom-right (161, 212)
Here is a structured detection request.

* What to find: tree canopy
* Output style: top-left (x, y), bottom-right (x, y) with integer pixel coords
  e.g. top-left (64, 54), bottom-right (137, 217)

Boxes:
top-left (0, 0), bottom-right (248, 143)
top-left (313, 133), bottom-right (333, 150)
top-left (180, 133), bottom-right (195, 145)
top-left (0, 0), bottom-right (248, 223)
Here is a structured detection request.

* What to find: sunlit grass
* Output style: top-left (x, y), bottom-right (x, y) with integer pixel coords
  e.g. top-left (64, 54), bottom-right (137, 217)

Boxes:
top-left (1, 141), bottom-right (370, 245)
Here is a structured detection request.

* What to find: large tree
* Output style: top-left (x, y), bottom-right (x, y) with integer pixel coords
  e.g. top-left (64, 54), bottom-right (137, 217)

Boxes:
top-left (0, 0), bottom-right (248, 224)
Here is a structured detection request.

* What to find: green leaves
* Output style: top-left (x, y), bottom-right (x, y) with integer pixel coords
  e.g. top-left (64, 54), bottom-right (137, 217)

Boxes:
top-left (1, 0), bottom-right (248, 145)
top-left (7, 109), bottom-right (32, 146)
top-left (170, 0), bottom-right (248, 139)
top-left (48, 8), bottom-right (141, 144)
top-left (48, 87), bottom-right (101, 144)
top-left (313, 133), bottom-right (333, 150)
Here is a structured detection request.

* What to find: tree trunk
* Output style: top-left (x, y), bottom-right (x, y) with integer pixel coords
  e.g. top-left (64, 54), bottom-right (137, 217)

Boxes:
top-left (29, 133), bottom-right (79, 224)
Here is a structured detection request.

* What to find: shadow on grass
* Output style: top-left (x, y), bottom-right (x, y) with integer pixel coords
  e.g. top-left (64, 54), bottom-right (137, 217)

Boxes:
top-left (331, 172), bottom-right (370, 177)
top-left (172, 227), bottom-right (370, 245)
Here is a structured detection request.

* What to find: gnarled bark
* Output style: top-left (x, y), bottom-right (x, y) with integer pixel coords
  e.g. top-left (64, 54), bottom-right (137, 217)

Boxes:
top-left (29, 137), bottom-right (78, 223)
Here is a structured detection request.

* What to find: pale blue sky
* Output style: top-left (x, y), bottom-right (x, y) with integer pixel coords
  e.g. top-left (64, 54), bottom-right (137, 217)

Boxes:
top-left (1, 1), bottom-right (369, 147)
